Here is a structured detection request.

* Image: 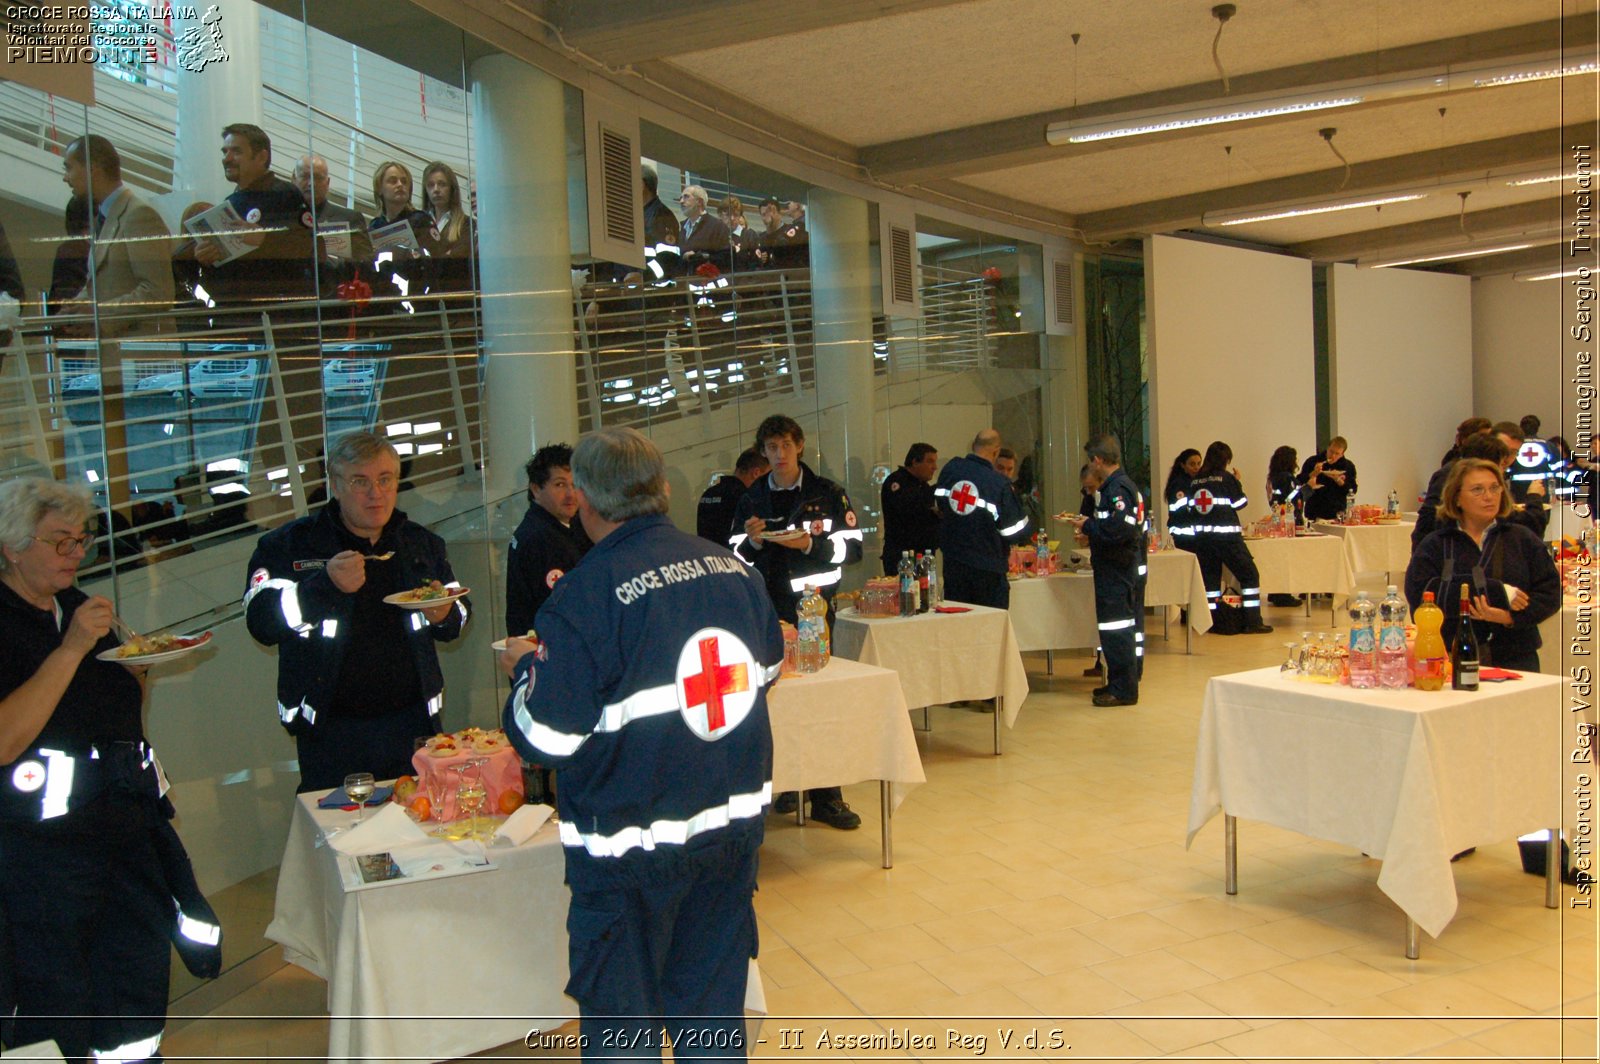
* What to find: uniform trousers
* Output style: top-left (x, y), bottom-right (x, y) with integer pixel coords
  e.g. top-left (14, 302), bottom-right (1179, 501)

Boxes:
top-left (1092, 562), bottom-right (1144, 699)
top-left (295, 700), bottom-right (437, 793)
top-left (1, 798), bottom-right (171, 1062)
top-left (1193, 535), bottom-right (1266, 627)
top-left (941, 557), bottom-right (1010, 609)
top-left (566, 841), bottom-right (759, 1062)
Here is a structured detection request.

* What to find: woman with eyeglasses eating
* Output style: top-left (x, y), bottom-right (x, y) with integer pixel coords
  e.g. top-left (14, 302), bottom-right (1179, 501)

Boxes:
top-left (1404, 457), bottom-right (1560, 672)
top-left (0, 477), bottom-right (218, 1062)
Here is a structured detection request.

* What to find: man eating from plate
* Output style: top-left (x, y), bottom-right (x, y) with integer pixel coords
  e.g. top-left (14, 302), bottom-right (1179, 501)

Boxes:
top-left (243, 431), bottom-right (469, 791)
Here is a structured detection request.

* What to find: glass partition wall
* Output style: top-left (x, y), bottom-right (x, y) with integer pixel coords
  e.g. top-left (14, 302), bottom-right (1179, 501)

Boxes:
top-left (0, 0), bottom-right (1078, 1005)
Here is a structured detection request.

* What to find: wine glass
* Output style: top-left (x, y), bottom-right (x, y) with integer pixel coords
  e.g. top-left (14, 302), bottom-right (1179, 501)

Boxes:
top-left (456, 762), bottom-right (488, 841)
top-left (425, 767), bottom-right (452, 830)
top-left (1280, 642), bottom-right (1300, 674)
top-left (1296, 632), bottom-right (1315, 675)
top-left (344, 772), bottom-right (375, 826)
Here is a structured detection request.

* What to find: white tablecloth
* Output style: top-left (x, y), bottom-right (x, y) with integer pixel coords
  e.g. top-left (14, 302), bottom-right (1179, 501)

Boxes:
top-left (1006, 550), bottom-right (1212, 653)
top-left (1536, 600), bottom-right (1596, 871)
top-left (1316, 520), bottom-right (1416, 576)
top-left (1188, 667), bottom-right (1564, 938)
top-left (1239, 533), bottom-right (1354, 598)
top-left (769, 656), bottom-right (925, 806)
top-left (1547, 503), bottom-right (1595, 543)
top-left (832, 602), bottom-right (1030, 727)
top-left (267, 793), bottom-right (576, 1063)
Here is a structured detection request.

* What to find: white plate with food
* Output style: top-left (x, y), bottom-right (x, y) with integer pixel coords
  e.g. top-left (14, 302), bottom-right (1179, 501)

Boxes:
top-left (491, 631), bottom-right (539, 652)
top-left (384, 585), bottom-right (471, 609)
top-left (761, 528), bottom-right (810, 544)
top-left (98, 630), bottom-right (214, 665)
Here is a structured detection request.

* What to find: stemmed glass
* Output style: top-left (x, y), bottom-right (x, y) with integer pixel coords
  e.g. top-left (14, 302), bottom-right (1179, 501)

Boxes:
top-left (1296, 632), bottom-right (1315, 675)
top-left (425, 768), bottom-right (452, 832)
top-left (344, 772), bottom-right (375, 826)
top-left (455, 761), bottom-right (488, 841)
top-left (1280, 642), bottom-right (1300, 674)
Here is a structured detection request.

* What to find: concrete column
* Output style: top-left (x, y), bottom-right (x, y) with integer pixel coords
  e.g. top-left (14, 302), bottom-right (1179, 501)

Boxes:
top-left (806, 188), bottom-right (877, 507)
top-left (171, 0), bottom-right (264, 207)
top-left (470, 55), bottom-right (579, 501)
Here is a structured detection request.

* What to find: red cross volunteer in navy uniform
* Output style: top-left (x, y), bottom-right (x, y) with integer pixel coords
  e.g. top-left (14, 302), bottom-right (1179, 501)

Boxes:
top-left (934, 428), bottom-right (1032, 609)
top-left (1188, 441), bottom-right (1272, 634)
top-left (0, 477), bottom-right (220, 1063)
top-left (500, 428), bottom-right (782, 1058)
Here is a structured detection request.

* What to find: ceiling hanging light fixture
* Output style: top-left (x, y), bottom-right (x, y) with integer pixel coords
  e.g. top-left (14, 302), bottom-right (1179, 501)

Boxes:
top-left (1044, 49), bottom-right (1597, 147)
top-left (1202, 191), bottom-right (1429, 227)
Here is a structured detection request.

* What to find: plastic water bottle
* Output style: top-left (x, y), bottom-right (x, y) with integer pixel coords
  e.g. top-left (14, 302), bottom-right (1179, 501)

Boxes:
top-left (796, 585), bottom-right (828, 673)
top-left (915, 552), bottom-right (931, 613)
top-left (926, 549), bottom-right (941, 606)
top-left (1347, 590), bottom-right (1378, 688)
top-left (1386, 489), bottom-right (1400, 516)
top-left (898, 552), bottom-right (917, 616)
top-left (1378, 585), bottom-right (1410, 688)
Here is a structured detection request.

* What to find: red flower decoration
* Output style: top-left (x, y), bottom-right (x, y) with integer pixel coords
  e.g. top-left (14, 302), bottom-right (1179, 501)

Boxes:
top-left (336, 278), bottom-right (372, 307)
top-left (694, 262), bottom-right (721, 279)
top-left (981, 266), bottom-right (1003, 283)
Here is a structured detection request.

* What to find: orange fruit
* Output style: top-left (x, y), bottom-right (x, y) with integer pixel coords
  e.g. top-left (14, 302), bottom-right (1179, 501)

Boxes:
top-left (410, 795), bottom-right (433, 820)
top-left (498, 790), bottom-right (525, 815)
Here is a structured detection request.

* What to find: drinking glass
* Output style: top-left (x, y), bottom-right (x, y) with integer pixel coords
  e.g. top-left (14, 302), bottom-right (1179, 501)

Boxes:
top-left (1296, 632), bottom-right (1315, 675)
top-left (344, 772), bottom-right (375, 825)
top-left (455, 762), bottom-right (488, 840)
top-left (425, 767), bottom-right (451, 827)
top-left (1280, 642), bottom-right (1299, 674)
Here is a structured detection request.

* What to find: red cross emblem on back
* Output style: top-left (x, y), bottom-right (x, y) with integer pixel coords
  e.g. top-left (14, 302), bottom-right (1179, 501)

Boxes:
top-left (949, 479), bottom-right (980, 515)
top-left (1192, 489), bottom-right (1215, 514)
top-left (682, 635), bottom-right (749, 732)
top-left (1520, 445), bottom-right (1542, 465)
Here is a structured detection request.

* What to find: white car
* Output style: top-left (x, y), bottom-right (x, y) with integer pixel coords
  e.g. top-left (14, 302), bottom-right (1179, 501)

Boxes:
top-left (322, 359), bottom-right (378, 397)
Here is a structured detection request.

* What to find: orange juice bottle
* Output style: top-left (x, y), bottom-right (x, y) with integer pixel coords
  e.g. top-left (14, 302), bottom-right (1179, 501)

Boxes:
top-left (1412, 591), bottom-right (1447, 691)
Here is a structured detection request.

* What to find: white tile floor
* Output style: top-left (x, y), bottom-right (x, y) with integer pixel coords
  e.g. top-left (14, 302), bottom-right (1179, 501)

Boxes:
top-left (162, 597), bottom-right (1599, 1061)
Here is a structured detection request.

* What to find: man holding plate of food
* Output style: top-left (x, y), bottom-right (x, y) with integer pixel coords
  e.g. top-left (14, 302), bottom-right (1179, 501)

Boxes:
top-left (244, 431), bottom-right (469, 791)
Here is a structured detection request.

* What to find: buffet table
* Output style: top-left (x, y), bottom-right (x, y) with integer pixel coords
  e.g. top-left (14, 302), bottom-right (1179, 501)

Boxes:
top-left (832, 602), bottom-right (1029, 754)
top-left (1188, 667), bottom-right (1563, 956)
top-left (1239, 532), bottom-right (1354, 620)
top-left (266, 793), bottom-right (577, 1063)
top-left (768, 656), bottom-right (927, 866)
top-left (1007, 549), bottom-right (1211, 659)
top-left (1316, 519), bottom-right (1416, 579)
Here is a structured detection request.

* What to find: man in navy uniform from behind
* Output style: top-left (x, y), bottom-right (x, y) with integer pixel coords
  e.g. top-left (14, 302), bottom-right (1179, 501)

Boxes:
top-left (879, 442), bottom-right (939, 575)
top-left (730, 414), bottom-right (863, 829)
top-left (506, 443), bottom-right (592, 636)
top-left (935, 428), bottom-right (1032, 608)
top-left (500, 427), bottom-right (782, 1060)
top-left (696, 447), bottom-right (769, 545)
top-left (1068, 434), bottom-right (1147, 707)
top-left (244, 432), bottom-right (468, 791)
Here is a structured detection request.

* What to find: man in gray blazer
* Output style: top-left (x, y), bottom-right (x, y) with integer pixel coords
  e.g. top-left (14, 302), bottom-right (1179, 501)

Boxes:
top-left (63, 135), bottom-right (175, 336)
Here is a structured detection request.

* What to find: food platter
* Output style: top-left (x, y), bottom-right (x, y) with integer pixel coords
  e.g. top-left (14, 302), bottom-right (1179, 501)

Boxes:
top-left (761, 528), bottom-right (809, 544)
top-left (383, 586), bottom-right (470, 609)
top-left (97, 630), bottom-right (213, 665)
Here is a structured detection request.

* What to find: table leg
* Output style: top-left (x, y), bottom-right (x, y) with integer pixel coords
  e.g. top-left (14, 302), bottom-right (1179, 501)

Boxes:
top-left (1405, 917), bottom-right (1420, 960)
top-left (915, 706), bottom-right (931, 732)
top-left (1224, 814), bottom-right (1238, 895)
top-left (796, 801), bottom-right (805, 827)
top-left (1046, 649), bottom-right (1054, 676)
top-left (880, 781), bottom-right (893, 868)
top-left (1547, 827), bottom-right (1560, 908)
top-left (993, 697), bottom-right (1002, 755)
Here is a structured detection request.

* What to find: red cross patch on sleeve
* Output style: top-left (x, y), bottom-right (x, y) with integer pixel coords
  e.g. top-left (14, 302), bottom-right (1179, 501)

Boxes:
top-left (545, 568), bottom-right (564, 589)
top-left (250, 568), bottom-right (269, 587)
top-left (845, 508), bottom-right (857, 528)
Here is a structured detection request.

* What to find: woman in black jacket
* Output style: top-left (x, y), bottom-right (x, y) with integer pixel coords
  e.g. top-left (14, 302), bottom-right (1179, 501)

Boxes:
top-left (1404, 458), bottom-right (1561, 671)
top-left (1188, 441), bottom-right (1271, 634)
top-left (1163, 448), bottom-right (1201, 552)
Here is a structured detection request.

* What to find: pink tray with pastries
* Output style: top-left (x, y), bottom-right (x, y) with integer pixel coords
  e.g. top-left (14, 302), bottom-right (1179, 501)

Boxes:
top-left (410, 729), bottom-right (524, 822)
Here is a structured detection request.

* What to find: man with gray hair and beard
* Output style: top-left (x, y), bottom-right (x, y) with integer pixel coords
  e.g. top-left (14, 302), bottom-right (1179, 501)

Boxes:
top-left (501, 426), bottom-right (782, 1058)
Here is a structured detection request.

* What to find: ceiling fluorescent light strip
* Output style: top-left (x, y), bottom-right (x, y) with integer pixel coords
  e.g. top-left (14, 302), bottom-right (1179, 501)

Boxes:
top-left (1472, 59), bottom-right (1599, 88)
top-left (1515, 265), bottom-right (1594, 282)
top-left (1205, 192), bottom-right (1428, 227)
top-left (1057, 96), bottom-right (1362, 144)
top-left (1506, 170), bottom-right (1581, 187)
top-left (1367, 243), bottom-right (1536, 269)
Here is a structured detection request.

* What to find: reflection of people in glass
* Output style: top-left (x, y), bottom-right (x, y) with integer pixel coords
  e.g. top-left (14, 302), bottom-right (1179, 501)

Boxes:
top-left (676, 184), bottom-right (730, 276)
top-left (639, 165), bottom-right (681, 281)
top-left (421, 161), bottom-right (477, 293)
top-left (193, 123), bottom-right (314, 305)
top-left (244, 432), bottom-right (470, 792)
top-left (720, 195), bottom-right (762, 273)
top-left (0, 478), bottom-right (218, 1062)
top-left (60, 135), bottom-right (175, 335)
top-left (368, 161), bottom-right (431, 297)
top-left (47, 193), bottom-right (91, 319)
top-left (293, 154), bottom-right (374, 299)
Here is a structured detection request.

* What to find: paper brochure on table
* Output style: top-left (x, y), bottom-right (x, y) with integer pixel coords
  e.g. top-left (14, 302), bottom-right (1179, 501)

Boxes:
top-left (338, 840), bottom-right (495, 893)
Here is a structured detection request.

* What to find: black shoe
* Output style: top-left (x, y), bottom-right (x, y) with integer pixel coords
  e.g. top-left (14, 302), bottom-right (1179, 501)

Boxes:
top-left (773, 792), bottom-right (798, 815)
top-left (1267, 594), bottom-right (1302, 607)
top-left (1092, 685), bottom-right (1110, 697)
top-left (1092, 692), bottom-right (1138, 707)
top-left (1082, 663), bottom-right (1104, 677)
top-left (1243, 624), bottom-right (1275, 634)
top-left (810, 799), bottom-right (861, 830)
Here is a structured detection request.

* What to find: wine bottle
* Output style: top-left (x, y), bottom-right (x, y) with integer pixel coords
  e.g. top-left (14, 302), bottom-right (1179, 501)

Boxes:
top-left (1451, 582), bottom-right (1480, 691)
